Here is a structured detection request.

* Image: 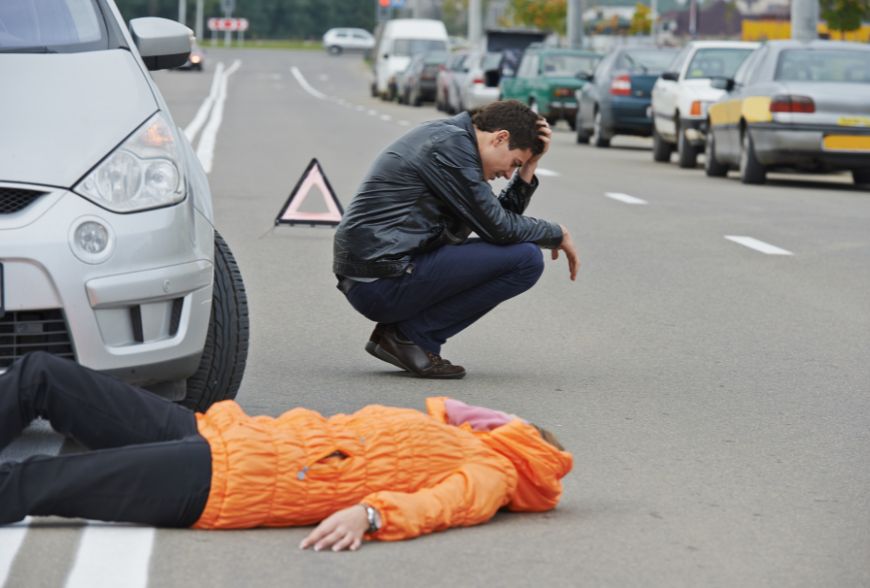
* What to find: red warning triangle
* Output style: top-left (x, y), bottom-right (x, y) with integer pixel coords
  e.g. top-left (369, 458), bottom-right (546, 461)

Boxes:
top-left (275, 158), bottom-right (344, 226)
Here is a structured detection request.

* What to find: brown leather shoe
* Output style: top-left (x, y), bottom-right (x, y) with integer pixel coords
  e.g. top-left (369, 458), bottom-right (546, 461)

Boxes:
top-left (374, 325), bottom-right (466, 379)
top-left (364, 323), bottom-right (387, 359)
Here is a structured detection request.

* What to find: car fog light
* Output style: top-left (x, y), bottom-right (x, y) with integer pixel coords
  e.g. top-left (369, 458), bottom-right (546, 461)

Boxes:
top-left (69, 217), bottom-right (114, 264)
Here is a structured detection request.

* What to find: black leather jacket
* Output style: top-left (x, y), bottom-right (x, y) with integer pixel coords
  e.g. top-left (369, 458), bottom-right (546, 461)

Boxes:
top-left (333, 113), bottom-right (563, 278)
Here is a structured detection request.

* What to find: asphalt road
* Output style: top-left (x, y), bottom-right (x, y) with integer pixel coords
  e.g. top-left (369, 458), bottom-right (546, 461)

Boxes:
top-left (2, 48), bottom-right (868, 588)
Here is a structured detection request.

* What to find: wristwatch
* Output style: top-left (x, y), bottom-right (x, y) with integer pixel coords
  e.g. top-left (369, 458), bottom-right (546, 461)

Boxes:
top-left (361, 503), bottom-right (381, 534)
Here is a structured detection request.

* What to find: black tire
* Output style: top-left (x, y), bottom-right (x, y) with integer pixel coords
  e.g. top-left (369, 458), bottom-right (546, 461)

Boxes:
top-left (576, 126), bottom-right (591, 144)
top-left (591, 110), bottom-right (610, 148)
top-left (568, 118), bottom-right (576, 131)
top-left (652, 127), bottom-right (672, 162)
top-left (739, 129), bottom-right (766, 185)
top-left (704, 129), bottom-right (729, 177)
top-left (183, 230), bottom-right (249, 411)
top-left (852, 169), bottom-right (870, 188)
top-left (370, 82), bottom-right (378, 98)
top-left (676, 122), bottom-right (698, 168)
top-left (328, 45), bottom-right (342, 56)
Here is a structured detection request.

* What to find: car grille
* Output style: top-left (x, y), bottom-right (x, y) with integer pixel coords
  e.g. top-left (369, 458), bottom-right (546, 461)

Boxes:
top-left (0, 188), bottom-right (45, 214)
top-left (0, 309), bottom-right (75, 369)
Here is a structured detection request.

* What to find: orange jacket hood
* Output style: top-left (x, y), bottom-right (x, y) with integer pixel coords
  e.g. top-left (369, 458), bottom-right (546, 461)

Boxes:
top-left (426, 397), bottom-right (573, 511)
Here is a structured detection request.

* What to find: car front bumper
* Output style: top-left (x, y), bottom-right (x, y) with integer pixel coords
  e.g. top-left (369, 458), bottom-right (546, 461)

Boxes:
top-left (0, 184), bottom-right (214, 385)
top-left (750, 123), bottom-right (870, 169)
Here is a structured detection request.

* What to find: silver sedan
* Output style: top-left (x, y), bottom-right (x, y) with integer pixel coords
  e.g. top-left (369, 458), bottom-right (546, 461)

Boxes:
top-left (705, 39), bottom-right (870, 187)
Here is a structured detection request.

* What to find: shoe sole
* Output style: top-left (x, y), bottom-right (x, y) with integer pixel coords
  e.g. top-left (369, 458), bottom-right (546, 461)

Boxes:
top-left (374, 344), bottom-right (466, 379)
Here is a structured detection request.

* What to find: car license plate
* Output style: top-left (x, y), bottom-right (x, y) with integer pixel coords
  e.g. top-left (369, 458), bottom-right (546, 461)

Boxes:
top-left (838, 116), bottom-right (870, 127)
top-left (823, 135), bottom-right (870, 151)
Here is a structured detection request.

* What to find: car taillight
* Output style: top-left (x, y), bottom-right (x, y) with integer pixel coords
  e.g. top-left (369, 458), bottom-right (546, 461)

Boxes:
top-left (690, 100), bottom-right (703, 116)
top-left (553, 87), bottom-right (572, 97)
top-left (770, 95), bottom-right (815, 113)
top-left (472, 77), bottom-right (484, 85)
top-left (610, 75), bottom-right (631, 96)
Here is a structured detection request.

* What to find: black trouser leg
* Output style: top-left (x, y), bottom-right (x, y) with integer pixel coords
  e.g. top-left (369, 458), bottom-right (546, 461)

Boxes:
top-left (0, 435), bottom-right (211, 526)
top-left (0, 352), bottom-right (198, 451)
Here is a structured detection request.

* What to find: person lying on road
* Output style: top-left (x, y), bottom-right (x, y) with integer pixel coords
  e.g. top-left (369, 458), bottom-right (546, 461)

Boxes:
top-left (0, 352), bottom-right (572, 551)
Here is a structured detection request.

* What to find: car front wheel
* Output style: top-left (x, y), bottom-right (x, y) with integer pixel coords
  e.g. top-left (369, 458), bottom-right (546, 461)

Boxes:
top-left (652, 127), bottom-right (672, 162)
top-left (704, 130), bottom-right (729, 177)
top-left (591, 110), bottom-right (610, 148)
top-left (183, 230), bottom-right (250, 411)
top-left (676, 122), bottom-right (698, 168)
top-left (328, 45), bottom-right (342, 55)
top-left (739, 129), bottom-right (766, 185)
top-left (852, 169), bottom-right (870, 188)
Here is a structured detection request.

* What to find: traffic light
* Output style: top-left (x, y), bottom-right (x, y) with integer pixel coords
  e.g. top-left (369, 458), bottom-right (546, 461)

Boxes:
top-left (379, 0), bottom-right (389, 6)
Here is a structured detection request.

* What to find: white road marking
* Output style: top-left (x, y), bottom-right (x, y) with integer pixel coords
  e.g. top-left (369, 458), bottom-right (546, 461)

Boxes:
top-left (289, 66), bottom-right (327, 100)
top-left (196, 59), bottom-right (241, 174)
top-left (65, 524), bottom-right (155, 588)
top-left (398, 120), bottom-right (411, 126)
top-left (0, 517), bottom-right (31, 587)
top-left (605, 192), bottom-right (648, 205)
top-left (183, 61), bottom-right (224, 143)
top-left (536, 168), bottom-right (559, 177)
top-left (355, 105), bottom-right (365, 111)
top-left (367, 109), bottom-right (378, 116)
top-left (380, 114), bottom-right (392, 121)
top-left (725, 236), bottom-right (793, 255)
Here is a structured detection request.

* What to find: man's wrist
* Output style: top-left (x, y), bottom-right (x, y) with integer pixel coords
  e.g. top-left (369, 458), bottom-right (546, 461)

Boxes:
top-left (360, 503), bottom-right (381, 533)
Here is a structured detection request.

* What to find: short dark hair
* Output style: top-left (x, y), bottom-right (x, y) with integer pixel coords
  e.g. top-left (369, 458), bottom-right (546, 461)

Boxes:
top-left (471, 100), bottom-right (544, 156)
top-left (532, 424), bottom-right (565, 451)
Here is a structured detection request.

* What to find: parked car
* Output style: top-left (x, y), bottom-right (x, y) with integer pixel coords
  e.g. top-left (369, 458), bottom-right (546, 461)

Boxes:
top-left (705, 40), bottom-right (870, 187)
top-left (452, 50), bottom-right (504, 112)
top-left (371, 19), bottom-right (449, 100)
top-left (650, 40), bottom-right (758, 167)
top-left (176, 37), bottom-right (205, 71)
top-left (575, 46), bottom-right (679, 147)
top-left (322, 27), bottom-right (375, 55)
top-left (403, 51), bottom-right (448, 106)
top-left (0, 2), bottom-right (249, 410)
top-left (394, 55), bottom-right (420, 105)
top-left (436, 51), bottom-right (469, 113)
top-left (499, 44), bottom-right (600, 128)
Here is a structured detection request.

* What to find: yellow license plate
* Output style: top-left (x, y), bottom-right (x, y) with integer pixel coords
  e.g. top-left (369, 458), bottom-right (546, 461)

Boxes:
top-left (838, 116), bottom-right (870, 127)
top-left (823, 135), bottom-right (870, 151)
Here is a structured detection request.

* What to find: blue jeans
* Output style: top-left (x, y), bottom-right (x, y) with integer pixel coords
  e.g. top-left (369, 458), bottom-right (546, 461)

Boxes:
top-left (343, 240), bottom-right (545, 355)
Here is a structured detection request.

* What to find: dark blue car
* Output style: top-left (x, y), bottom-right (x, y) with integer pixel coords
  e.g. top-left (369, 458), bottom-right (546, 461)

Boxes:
top-left (575, 46), bottom-right (679, 147)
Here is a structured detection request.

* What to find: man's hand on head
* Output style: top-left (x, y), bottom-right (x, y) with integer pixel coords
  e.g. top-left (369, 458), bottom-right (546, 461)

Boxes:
top-left (552, 225), bottom-right (580, 281)
top-left (299, 505), bottom-right (369, 552)
top-left (519, 118), bottom-right (552, 182)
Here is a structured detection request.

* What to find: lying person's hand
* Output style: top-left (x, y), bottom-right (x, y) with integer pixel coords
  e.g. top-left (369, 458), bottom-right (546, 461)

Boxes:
top-left (299, 505), bottom-right (369, 552)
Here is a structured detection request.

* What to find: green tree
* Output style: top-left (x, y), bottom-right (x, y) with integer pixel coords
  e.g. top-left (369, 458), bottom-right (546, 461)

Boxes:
top-left (629, 3), bottom-right (651, 34)
top-left (507, 0), bottom-right (567, 34)
top-left (820, 0), bottom-right (869, 38)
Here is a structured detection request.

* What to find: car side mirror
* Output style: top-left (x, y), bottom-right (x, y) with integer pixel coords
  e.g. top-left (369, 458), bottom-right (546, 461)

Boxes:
top-left (710, 77), bottom-right (735, 91)
top-left (129, 17), bottom-right (192, 71)
top-left (660, 71), bottom-right (679, 82)
top-left (576, 70), bottom-right (593, 81)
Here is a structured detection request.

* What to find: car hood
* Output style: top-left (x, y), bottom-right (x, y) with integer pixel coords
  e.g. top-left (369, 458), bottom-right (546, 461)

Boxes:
top-left (0, 49), bottom-right (158, 188)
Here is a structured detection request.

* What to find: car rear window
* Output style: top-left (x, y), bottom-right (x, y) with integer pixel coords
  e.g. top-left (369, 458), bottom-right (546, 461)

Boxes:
top-left (775, 48), bottom-right (870, 83)
top-left (685, 48), bottom-right (753, 79)
top-left (541, 54), bottom-right (598, 77)
top-left (0, 0), bottom-right (107, 52)
top-left (620, 49), bottom-right (679, 74)
top-left (392, 38), bottom-right (447, 57)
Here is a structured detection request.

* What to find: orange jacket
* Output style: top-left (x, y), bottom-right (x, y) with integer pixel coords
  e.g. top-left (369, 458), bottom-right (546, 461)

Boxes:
top-left (192, 397), bottom-right (573, 540)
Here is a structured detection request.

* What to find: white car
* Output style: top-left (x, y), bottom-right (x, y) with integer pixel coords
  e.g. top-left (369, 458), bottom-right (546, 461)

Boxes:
top-left (651, 40), bottom-right (758, 168)
top-left (453, 51), bottom-right (503, 112)
top-left (322, 28), bottom-right (374, 55)
top-left (0, 1), bottom-right (249, 410)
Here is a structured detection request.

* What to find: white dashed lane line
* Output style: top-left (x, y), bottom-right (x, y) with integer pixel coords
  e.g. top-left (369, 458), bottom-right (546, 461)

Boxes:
top-left (725, 236), bottom-right (793, 255)
top-left (604, 192), bottom-right (648, 205)
top-left (536, 168), bottom-right (559, 177)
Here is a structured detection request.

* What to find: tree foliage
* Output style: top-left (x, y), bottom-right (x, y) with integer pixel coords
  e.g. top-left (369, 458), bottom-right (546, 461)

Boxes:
top-left (629, 3), bottom-right (651, 34)
top-left (507, 0), bottom-right (567, 34)
top-left (819, 0), bottom-right (868, 36)
top-left (114, 0), bottom-right (376, 39)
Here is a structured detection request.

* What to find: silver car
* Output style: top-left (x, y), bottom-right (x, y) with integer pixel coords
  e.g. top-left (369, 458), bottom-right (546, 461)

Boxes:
top-left (0, 0), bottom-right (249, 410)
top-left (705, 40), bottom-right (870, 186)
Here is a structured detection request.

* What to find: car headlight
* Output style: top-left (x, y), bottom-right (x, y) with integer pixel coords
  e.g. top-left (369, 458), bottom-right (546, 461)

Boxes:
top-left (76, 112), bottom-right (185, 212)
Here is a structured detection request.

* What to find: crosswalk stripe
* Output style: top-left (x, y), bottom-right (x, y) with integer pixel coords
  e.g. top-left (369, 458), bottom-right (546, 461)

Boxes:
top-left (0, 517), bottom-right (31, 588)
top-left (65, 524), bottom-right (155, 588)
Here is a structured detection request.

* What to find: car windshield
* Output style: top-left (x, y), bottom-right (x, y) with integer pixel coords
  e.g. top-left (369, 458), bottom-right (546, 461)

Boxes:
top-left (482, 52), bottom-right (502, 71)
top-left (0, 0), bottom-right (107, 52)
top-left (775, 49), bottom-right (870, 83)
top-left (621, 49), bottom-right (679, 73)
top-left (392, 38), bottom-right (447, 57)
top-left (685, 48), bottom-right (753, 79)
top-left (541, 53), bottom-right (598, 77)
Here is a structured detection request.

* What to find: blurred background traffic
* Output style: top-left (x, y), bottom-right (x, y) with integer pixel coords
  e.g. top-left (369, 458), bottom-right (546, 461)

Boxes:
top-left (121, 0), bottom-right (869, 188)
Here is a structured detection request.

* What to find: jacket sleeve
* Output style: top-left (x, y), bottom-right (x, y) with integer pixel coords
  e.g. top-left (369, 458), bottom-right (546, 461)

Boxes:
top-left (417, 143), bottom-right (563, 248)
top-left (497, 174), bottom-right (538, 215)
top-left (360, 462), bottom-right (514, 541)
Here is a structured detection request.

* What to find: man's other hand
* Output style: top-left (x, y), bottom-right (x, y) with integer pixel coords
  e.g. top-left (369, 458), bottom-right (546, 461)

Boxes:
top-left (552, 225), bottom-right (580, 281)
top-left (299, 505), bottom-right (369, 552)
